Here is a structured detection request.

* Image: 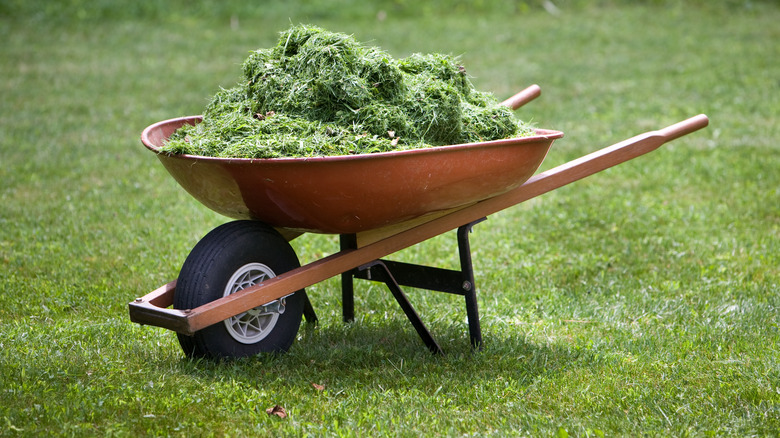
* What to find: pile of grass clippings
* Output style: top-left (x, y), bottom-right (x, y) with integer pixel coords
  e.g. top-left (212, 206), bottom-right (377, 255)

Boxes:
top-left (161, 25), bottom-right (534, 158)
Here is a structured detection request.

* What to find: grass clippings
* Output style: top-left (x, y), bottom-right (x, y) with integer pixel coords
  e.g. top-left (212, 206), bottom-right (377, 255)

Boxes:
top-left (160, 24), bottom-right (534, 158)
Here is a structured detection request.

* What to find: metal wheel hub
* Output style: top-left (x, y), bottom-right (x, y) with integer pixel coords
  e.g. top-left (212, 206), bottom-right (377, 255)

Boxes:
top-left (223, 262), bottom-right (286, 344)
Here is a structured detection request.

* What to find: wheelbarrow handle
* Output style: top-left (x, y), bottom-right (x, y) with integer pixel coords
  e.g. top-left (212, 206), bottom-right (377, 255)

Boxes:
top-left (501, 84), bottom-right (542, 110)
top-left (657, 114), bottom-right (710, 142)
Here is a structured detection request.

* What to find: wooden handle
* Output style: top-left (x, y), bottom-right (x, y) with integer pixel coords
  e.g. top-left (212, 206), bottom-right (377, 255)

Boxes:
top-left (657, 114), bottom-right (709, 141)
top-left (501, 84), bottom-right (542, 110)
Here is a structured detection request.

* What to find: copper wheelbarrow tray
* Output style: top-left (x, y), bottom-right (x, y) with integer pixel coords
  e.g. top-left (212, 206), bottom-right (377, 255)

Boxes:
top-left (141, 86), bottom-right (559, 235)
top-left (142, 118), bottom-right (562, 235)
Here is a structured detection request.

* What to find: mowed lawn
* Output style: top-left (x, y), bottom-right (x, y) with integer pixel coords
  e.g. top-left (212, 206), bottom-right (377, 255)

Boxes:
top-left (1, 1), bottom-right (778, 436)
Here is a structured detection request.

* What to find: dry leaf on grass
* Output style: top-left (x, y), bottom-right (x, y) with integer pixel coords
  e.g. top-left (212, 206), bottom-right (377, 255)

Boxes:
top-left (265, 405), bottom-right (287, 418)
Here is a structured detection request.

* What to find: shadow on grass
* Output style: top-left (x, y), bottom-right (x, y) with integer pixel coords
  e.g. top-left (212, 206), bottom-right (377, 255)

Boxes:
top-left (168, 317), bottom-right (591, 394)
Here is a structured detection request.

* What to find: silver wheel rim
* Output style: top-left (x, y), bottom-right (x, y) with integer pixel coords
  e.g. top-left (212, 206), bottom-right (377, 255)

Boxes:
top-left (222, 262), bottom-right (281, 344)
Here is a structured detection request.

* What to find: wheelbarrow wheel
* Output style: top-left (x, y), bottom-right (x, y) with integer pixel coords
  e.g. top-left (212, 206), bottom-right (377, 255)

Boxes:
top-left (174, 220), bottom-right (305, 359)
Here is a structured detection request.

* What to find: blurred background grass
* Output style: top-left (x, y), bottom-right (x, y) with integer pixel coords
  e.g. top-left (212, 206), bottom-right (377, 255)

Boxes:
top-left (1, 0), bottom-right (778, 435)
top-left (3, 0), bottom-right (777, 22)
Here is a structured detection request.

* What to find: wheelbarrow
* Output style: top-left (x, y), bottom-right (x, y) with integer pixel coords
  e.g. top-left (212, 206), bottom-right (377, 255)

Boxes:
top-left (129, 85), bottom-right (709, 358)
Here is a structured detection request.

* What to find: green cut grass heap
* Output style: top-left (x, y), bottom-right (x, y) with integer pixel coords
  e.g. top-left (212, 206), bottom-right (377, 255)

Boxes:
top-left (161, 24), bottom-right (534, 158)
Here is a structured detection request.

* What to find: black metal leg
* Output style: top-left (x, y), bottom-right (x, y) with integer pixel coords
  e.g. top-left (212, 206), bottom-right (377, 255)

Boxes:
top-left (344, 218), bottom-right (486, 354)
top-left (463, 290), bottom-right (481, 349)
top-left (360, 261), bottom-right (444, 355)
top-left (458, 219), bottom-right (485, 350)
top-left (340, 234), bottom-right (357, 322)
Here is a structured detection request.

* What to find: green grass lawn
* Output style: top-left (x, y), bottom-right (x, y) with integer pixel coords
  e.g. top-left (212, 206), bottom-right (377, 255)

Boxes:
top-left (1, 1), bottom-right (778, 436)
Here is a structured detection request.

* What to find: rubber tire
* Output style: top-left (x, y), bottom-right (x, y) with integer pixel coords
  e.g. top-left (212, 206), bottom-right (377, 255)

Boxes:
top-left (174, 220), bottom-right (305, 359)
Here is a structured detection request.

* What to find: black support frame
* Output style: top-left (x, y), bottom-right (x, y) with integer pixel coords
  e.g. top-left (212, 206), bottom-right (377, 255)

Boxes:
top-left (339, 218), bottom-right (486, 354)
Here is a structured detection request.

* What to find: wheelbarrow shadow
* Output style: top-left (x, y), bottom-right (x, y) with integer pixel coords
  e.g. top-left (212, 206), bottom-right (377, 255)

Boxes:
top-left (171, 319), bottom-right (590, 396)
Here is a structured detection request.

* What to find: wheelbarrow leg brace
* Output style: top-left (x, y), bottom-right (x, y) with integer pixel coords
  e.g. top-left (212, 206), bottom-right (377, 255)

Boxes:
top-left (359, 260), bottom-right (444, 355)
top-left (340, 234), bottom-right (358, 323)
top-left (341, 218), bottom-right (487, 354)
top-left (458, 218), bottom-right (486, 350)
